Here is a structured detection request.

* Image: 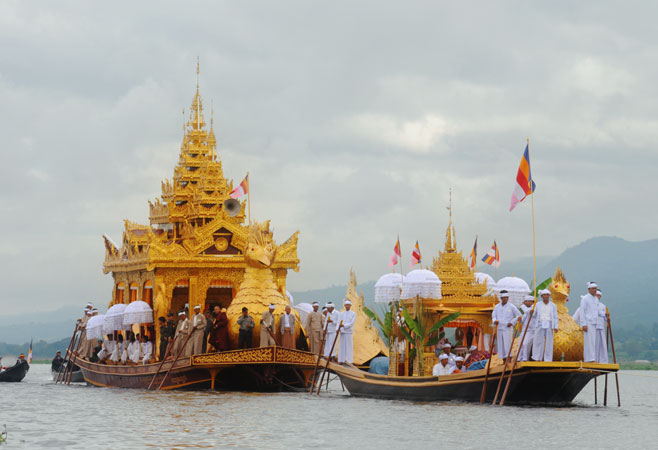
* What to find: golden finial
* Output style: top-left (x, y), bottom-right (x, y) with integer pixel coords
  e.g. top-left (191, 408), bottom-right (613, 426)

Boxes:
top-left (196, 56), bottom-right (200, 90)
top-left (446, 188), bottom-right (452, 222)
top-left (210, 100), bottom-right (214, 129)
top-left (182, 108), bottom-right (185, 132)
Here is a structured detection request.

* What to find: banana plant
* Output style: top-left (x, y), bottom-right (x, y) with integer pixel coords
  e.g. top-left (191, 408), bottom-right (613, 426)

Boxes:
top-left (531, 277), bottom-right (553, 298)
top-left (398, 297), bottom-right (460, 375)
top-left (364, 303), bottom-right (396, 342)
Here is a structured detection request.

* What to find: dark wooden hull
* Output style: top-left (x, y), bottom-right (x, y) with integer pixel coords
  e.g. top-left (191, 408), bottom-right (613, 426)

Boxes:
top-left (51, 369), bottom-right (84, 383)
top-left (75, 346), bottom-right (318, 391)
top-left (0, 362), bottom-right (29, 382)
top-left (331, 361), bottom-right (619, 405)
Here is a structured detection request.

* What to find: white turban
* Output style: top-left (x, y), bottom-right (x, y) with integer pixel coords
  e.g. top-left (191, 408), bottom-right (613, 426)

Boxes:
top-left (596, 290), bottom-right (602, 296)
top-left (439, 354), bottom-right (449, 360)
top-left (524, 295), bottom-right (535, 301)
top-left (540, 289), bottom-right (551, 296)
top-left (587, 282), bottom-right (598, 288)
top-left (326, 302), bottom-right (334, 307)
top-left (443, 343), bottom-right (451, 349)
top-left (312, 302), bottom-right (319, 306)
top-left (499, 291), bottom-right (510, 299)
top-left (193, 305), bottom-right (201, 310)
top-left (269, 304), bottom-right (275, 309)
top-left (455, 356), bottom-right (464, 362)
top-left (178, 311), bottom-right (185, 316)
top-left (343, 300), bottom-right (352, 305)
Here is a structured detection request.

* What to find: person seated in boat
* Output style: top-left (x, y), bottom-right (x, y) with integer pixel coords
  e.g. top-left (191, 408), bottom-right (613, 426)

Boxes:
top-left (126, 333), bottom-right (141, 365)
top-left (464, 345), bottom-right (490, 369)
top-left (452, 356), bottom-right (465, 374)
top-left (51, 351), bottom-right (64, 372)
top-left (441, 343), bottom-right (456, 369)
top-left (432, 354), bottom-right (452, 376)
top-left (237, 307), bottom-right (255, 349)
top-left (110, 334), bottom-right (126, 364)
top-left (140, 334), bottom-right (153, 365)
top-left (97, 334), bottom-right (116, 364)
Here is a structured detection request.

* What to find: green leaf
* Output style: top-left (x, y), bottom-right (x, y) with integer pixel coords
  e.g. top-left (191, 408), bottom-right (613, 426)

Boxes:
top-left (531, 277), bottom-right (552, 297)
top-left (427, 312), bottom-right (461, 335)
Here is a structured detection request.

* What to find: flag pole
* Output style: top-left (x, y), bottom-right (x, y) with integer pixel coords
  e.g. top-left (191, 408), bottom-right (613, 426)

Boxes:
top-left (247, 172), bottom-right (251, 225)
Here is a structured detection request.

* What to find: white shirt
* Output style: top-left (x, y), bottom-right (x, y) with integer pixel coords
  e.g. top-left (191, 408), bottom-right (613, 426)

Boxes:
top-left (283, 314), bottom-right (291, 328)
top-left (579, 294), bottom-right (599, 327)
top-left (492, 302), bottom-right (521, 326)
top-left (141, 341), bottom-right (153, 359)
top-left (433, 363), bottom-right (452, 376)
top-left (535, 301), bottom-right (558, 329)
top-left (127, 341), bottom-right (140, 362)
top-left (326, 310), bottom-right (340, 333)
top-left (339, 310), bottom-right (357, 335)
top-left (596, 302), bottom-right (607, 330)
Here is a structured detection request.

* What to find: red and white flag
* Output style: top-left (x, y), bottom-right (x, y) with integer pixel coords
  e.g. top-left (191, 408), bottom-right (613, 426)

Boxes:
top-left (230, 174), bottom-right (249, 199)
top-left (389, 237), bottom-right (401, 268)
top-left (410, 241), bottom-right (421, 268)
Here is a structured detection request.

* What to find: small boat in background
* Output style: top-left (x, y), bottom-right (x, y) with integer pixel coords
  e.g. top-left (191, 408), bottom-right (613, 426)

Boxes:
top-left (0, 360), bottom-right (29, 383)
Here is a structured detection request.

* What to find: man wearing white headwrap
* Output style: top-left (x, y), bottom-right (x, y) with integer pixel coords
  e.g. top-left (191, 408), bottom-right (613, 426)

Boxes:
top-left (532, 290), bottom-right (559, 361)
top-left (452, 356), bottom-right (466, 374)
top-left (304, 302), bottom-right (325, 354)
top-left (518, 295), bottom-right (537, 362)
top-left (188, 305), bottom-right (206, 355)
top-left (492, 290), bottom-right (521, 360)
top-left (76, 308), bottom-right (91, 360)
top-left (579, 282), bottom-right (599, 362)
top-left (260, 304), bottom-right (277, 347)
top-left (432, 354), bottom-right (452, 376)
top-left (97, 334), bottom-right (116, 363)
top-left (441, 343), bottom-right (456, 369)
top-left (172, 310), bottom-right (191, 357)
top-left (337, 300), bottom-right (356, 364)
top-left (595, 290), bottom-right (609, 363)
top-left (323, 303), bottom-right (339, 358)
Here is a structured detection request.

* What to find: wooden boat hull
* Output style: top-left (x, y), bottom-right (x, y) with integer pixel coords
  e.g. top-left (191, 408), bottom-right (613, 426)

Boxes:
top-left (331, 361), bottom-right (619, 405)
top-left (74, 346), bottom-right (318, 391)
top-left (51, 369), bottom-right (86, 383)
top-left (0, 362), bottom-right (29, 382)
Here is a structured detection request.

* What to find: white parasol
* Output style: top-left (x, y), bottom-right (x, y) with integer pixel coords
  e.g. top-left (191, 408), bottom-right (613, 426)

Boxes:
top-left (103, 303), bottom-right (129, 334)
top-left (293, 302), bottom-right (313, 325)
top-left (496, 276), bottom-right (531, 307)
top-left (286, 290), bottom-right (294, 305)
top-left (374, 273), bottom-right (405, 303)
top-left (475, 272), bottom-right (497, 294)
top-left (122, 301), bottom-right (154, 325)
top-left (401, 269), bottom-right (442, 300)
top-left (86, 314), bottom-right (106, 340)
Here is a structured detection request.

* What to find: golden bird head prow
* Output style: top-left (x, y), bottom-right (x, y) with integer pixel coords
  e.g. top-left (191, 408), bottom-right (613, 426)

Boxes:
top-left (549, 266), bottom-right (571, 303)
top-left (244, 221), bottom-right (276, 268)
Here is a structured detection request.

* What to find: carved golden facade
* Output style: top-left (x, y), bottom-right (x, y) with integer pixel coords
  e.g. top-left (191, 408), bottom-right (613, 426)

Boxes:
top-left (102, 70), bottom-right (299, 356)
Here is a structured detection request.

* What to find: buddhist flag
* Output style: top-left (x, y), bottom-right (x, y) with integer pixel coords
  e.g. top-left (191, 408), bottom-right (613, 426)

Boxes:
top-left (481, 240), bottom-right (500, 268)
top-left (389, 237), bottom-right (402, 268)
top-left (469, 236), bottom-right (478, 270)
top-left (27, 339), bottom-right (33, 364)
top-left (509, 143), bottom-right (536, 211)
top-left (230, 174), bottom-right (249, 199)
top-left (410, 241), bottom-right (422, 267)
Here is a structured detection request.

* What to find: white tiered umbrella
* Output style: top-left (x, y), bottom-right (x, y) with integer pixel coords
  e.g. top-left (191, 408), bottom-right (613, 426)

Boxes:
top-left (401, 269), bottom-right (442, 300)
top-left (122, 301), bottom-right (154, 325)
top-left (103, 303), bottom-right (128, 334)
top-left (475, 272), bottom-right (497, 294)
top-left (293, 302), bottom-right (313, 325)
top-left (496, 276), bottom-right (531, 307)
top-left (86, 314), bottom-right (106, 340)
top-left (374, 273), bottom-right (405, 303)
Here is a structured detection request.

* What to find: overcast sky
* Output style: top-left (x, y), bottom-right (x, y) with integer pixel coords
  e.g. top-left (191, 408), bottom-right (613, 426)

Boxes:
top-left (1, 1), bottom-right (657, 315)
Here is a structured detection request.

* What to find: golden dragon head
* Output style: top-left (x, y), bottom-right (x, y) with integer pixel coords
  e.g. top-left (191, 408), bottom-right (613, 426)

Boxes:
top-left (244, 220), bottom-right (276, 268)
top-left (548, 266), bottom-right (571, 303)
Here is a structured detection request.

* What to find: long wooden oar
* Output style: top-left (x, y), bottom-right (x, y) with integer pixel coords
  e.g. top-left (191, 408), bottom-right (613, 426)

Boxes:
top-left (309, 321), bottom-right (329, 393)
top-left (147, 333), bottom-right (180, 390)
top-left (316, 321), bottom-right (342, 395)
top-left (604, 324), bottom-right (610, 406)
top-left (157, 331), bottom-right (194, 390)
top-left (493, 322), bottom-right (518, 405)
top-left (500, 303), bottom-right (540, 406)
top-left (479, 323), bottom-right (498, 403)
top-left (66, 327), bottom-right (85, 385)
top-left (56, 324), bottom-right (79, 384)
top-left (607, 311), bottom-right (621, 407)
top-left (266, 326), bottom-right (280, 346)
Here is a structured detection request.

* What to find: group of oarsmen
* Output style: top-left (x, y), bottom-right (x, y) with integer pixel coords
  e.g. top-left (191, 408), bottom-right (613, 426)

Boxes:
top-left (492, 281), bottom-right (610, 364)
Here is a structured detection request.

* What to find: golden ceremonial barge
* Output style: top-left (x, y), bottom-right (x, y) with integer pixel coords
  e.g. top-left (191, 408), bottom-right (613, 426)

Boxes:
top-left (60, 69), bottom-right (619, 405)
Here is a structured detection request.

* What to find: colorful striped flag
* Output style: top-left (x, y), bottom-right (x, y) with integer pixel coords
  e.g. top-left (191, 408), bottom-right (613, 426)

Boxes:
top-left (509, 143), bottom-right (536, 211)
top-left (469, 236), bottom-right (478, 270)
top-left (230, 174), bottom-right (249, 199)
top-left (410, 241), bottom-right (422, 267)
top-left (27, 339), bottom-right (33, 364)
top-left (481, 240), bottom-right (500, 268)
top-left (389, 237), bottom-right (401, 268)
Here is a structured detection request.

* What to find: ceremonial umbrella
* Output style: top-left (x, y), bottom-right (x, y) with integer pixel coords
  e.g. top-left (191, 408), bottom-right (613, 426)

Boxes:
top-left (122, 301), bottom-right (154, 326)
top-left (103, 303), bottom-right (128, 334)
top-left (474, 272), bottom-right (497, 293)
top-left (495, 276), bottom-right (531, 307)
top-left (86, 314), bottom-right (106, 340)
top-left (374, 273), bottom-right (405, 303)
top-left (400, 269), bottom-right (442, 300)
top-left (293, 302), bottom-right (313, 325)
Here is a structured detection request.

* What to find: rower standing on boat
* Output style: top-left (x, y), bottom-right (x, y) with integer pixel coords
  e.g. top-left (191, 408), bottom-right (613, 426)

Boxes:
top-left (337, 299), bottom-right (356, 364)
top-left (491, 290), bottom-right (520, 362)
top-left (324, 303), bottom-right (339, 359)
top-left (304, 302), bottom-right (324, 354)
top-left (260, 304), bottom-right (277, 347)
top-left (595, 290), bottom-right (609, 363)
top-left (532, 289), bottom-right (558, 361)
top-left (237, 307), bottom-right (255, 349)
top-left (579, 282), bottom-right (599, 362)
top-left (189, 305), bottom-right (206, 355)
top-left (280, 305), bottom-right (296, 349)
top-left (173, 310), bottom-right (191, 357)
top-left (519, 295), bottom-right (537, 361)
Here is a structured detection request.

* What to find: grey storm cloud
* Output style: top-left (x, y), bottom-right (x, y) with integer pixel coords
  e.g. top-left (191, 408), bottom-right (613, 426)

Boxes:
top-left (1, 0), bottom-right (657, 315)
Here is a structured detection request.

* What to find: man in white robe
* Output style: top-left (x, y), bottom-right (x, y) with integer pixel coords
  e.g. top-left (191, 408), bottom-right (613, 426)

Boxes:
top-left (140, 335), bottom-right (153, 365)
top-left (337, 299), bottom-right (356, 364)
top-left (532, 290), bottom-right (559, 361)
top-left (452, 356), bottom-right (466, 374)
top-left (110, 335), bottom-right (125, 364)
top-left (126, 334), bottom-right (140, 364)
top-left (173, 311), bottom-right (191, 357)
top-left (433, 354), bottom-right (452, 376)
top-left (595, 290), bottom-right (609, 363)
top-left (492, 290), bottom-right (521, 361)
top-left (579, 282), bottom-right (599, 362)
top-left (188, 305), bottom-right (206, 355)
top-left (441, 343), bottom-right (456, 369)
top-left (97, 334), bottom-right (116, 363)
top-left (518, 295), bottom-right (537, 362)
top-left (323, 303), bottom-right (339, 359)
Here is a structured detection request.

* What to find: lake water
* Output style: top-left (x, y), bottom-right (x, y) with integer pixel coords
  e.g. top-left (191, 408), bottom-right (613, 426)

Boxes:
top-left (1, 364), bottom-right (657, 449)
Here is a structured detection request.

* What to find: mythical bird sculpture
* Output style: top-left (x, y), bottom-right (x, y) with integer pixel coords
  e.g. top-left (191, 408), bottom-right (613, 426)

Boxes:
top-left (549, 266), bottom-right (584, 361)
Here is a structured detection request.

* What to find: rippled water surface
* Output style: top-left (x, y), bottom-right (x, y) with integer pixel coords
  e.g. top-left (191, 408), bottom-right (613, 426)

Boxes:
top-left (1, 365), bottom-right (657, 449)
